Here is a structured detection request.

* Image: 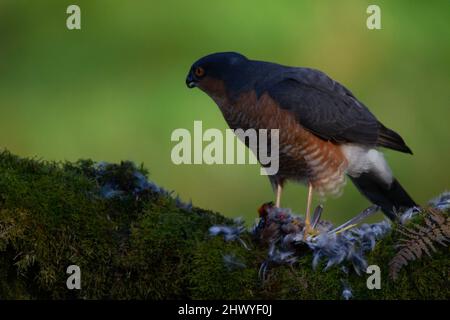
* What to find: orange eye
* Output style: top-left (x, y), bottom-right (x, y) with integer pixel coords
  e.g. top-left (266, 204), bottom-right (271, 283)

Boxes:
top-left (194, 67), bottom-right (205, 77)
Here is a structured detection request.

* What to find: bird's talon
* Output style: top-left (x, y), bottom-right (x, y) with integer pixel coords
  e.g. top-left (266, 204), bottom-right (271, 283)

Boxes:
top-left (303, 225), bottom-right (319, 239)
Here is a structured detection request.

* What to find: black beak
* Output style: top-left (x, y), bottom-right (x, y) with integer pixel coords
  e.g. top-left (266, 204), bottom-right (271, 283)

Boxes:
top-left (186, 73), bottom-right (197, 88)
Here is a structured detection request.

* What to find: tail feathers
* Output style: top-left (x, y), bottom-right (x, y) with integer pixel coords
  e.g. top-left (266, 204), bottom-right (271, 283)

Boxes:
top-left (350, 172), bottom-right (417, 221)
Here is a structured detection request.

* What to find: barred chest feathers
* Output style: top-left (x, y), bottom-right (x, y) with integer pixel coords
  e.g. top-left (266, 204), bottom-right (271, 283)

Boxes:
top-left (213, 90), bottom-right (391, 198)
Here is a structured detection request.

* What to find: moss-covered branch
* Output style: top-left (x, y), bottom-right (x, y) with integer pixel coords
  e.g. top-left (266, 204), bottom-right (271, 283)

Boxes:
top-left (0, 150), bottom-right (448, 299)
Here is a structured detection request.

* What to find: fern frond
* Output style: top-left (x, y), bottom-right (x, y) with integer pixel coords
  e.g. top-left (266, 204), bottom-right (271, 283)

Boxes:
top-left (389, 209), bottom-right (449, 281)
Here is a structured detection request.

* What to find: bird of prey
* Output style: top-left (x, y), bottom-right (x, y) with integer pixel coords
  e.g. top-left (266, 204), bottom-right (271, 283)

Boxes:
top-left (186, 52), bottom-right (416, 234)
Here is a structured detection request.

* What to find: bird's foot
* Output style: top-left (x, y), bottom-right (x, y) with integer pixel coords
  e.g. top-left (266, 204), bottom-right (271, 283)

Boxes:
top-left (303, 204), bottom-right (323, 239)
top-left (303, 224), bottom-right (319, 239)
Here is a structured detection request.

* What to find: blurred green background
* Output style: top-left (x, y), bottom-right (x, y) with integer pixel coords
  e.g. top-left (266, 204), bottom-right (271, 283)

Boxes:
top-left (1, 0), bottom-right (449, 225)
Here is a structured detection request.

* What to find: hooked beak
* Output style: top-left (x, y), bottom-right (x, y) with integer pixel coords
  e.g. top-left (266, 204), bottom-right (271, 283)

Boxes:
top-left (186, 73), bottom-right (197, 88)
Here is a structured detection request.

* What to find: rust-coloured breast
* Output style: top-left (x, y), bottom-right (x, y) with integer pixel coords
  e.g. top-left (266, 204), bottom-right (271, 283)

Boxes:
top-left (216, 90), bottom-right (349, 196)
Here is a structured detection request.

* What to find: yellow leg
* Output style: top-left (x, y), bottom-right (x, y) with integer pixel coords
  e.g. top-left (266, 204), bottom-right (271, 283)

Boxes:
top-left (275, 184), bottom-right (282, 208)
top-left (304, 182), bottom-right (314, 238)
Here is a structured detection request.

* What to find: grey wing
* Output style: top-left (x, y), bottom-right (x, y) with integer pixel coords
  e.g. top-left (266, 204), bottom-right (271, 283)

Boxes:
top-left (264, 68), bottom-right (381, 146)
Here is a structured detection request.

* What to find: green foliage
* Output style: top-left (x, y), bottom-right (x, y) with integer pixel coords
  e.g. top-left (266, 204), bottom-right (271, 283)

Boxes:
top-left (0, 150), bottom-right (448, 299)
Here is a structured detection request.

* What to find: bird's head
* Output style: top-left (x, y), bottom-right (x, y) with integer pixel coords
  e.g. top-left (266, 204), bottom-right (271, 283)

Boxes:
top-left (186, 52), bottom-right (248, 97)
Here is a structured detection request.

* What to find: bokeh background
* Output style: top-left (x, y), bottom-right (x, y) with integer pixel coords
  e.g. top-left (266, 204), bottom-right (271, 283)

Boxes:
top-left (1, 0), bottom-right (449, 225)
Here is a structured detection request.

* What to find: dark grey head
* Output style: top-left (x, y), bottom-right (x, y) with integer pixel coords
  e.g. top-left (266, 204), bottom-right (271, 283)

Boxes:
top-left (185, 52), bottom-right (248, 89)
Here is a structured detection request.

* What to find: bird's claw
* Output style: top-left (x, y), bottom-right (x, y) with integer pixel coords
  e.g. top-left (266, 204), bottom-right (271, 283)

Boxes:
top-left (303, 224), bottom-right (320, 240)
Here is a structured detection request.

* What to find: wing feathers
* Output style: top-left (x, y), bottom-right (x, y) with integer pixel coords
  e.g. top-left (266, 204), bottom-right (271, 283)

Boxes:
top-left (377, 124), bottom-right (413, 154)
top-left (263, 68), bottom-right (412, 154)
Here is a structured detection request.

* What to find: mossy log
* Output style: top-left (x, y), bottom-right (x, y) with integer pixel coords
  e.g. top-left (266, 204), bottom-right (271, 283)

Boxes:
top-left (0, 150), bottom-right (448, 300)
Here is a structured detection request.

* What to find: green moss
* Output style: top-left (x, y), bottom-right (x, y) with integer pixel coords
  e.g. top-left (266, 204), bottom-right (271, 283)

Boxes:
top-left (0, 150), bottom-right (448, 299)
top-left (188, 236), bottom-right (259, 299)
